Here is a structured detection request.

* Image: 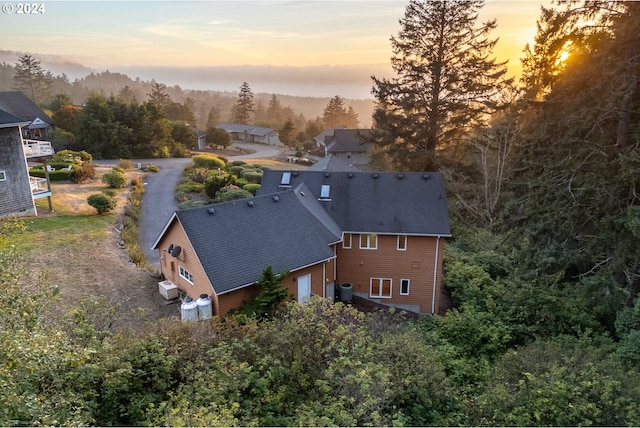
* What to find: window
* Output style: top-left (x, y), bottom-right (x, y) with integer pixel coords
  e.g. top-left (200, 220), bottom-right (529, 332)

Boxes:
top-left (179, 266), bottom-right (194, 284)
top-left (342, 233), bottom-right (352, 249)
top-left (400, 279), bottom-right (410, 295)
top-left (280, 172), bottom-right (291, 186)
top-left (397, 235), bottom-right (407, 251)
top-left (320, 184), bottom-right (330, 199)
top-left (0, 170), bottom-right (6, 181)
top-left (359, 233), bottom-right (378, 249)
top-left (370, 278), bottom-right (392, 298)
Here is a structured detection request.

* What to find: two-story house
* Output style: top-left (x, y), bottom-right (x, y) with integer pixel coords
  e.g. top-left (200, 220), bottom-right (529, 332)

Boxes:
top-left (152, 170), bottom-right (450, 318)
top-left (0, 92), bottom-right (55, 218)
top-left (0, 111), bottom-right (54, 217)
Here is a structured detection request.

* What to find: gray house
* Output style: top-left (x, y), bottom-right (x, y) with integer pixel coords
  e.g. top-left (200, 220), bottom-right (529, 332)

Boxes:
top-left (315, 128), bottom-right (372, 169)
top-left (0, 91), bottom-right (54, 140)
top-left (217, 123), bottom-right (283, 146)
top-left (0, 94), bottom-right (55, 218)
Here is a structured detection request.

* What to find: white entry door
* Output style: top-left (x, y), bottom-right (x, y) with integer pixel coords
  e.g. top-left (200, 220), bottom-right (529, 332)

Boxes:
top-left (297, 274), bottom-right (311, 303)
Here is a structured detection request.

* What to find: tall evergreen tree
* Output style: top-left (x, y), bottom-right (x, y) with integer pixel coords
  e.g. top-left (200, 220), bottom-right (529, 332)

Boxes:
top-left (231, 81), bottom-right (254, 125)
top-left (322, 95), bottom-right (358, 129)
top-left (371, 0), bottom-right (511, 171)
top-left (148, 81), bottom-right (171, 107)
top-left (13, 54), bottom-right (52, 104)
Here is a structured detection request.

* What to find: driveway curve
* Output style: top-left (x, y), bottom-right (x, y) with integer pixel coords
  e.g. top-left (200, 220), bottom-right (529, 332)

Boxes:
top-left (137, 143), bottom-right (286, 271)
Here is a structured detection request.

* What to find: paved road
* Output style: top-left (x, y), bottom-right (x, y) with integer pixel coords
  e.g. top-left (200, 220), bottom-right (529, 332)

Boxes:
top-left (135, 143), bottom-right (286, 271)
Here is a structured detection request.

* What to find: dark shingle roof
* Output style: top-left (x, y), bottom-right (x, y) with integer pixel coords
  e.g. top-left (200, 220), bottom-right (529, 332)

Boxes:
top-left (164, 188), bottom-right (340, 295)
top-left (307, 154), bottom-right (362, 172)
top-left (326, 129), bottom-right (371, 153)
top-left (0, 91), bottom-right (53, 125)
top-left (259, 170), bottom-right (451, 237)
top-left (217, 123), bottom-right (275, 136)
top-left (0, 110), bottom-right (29, 128)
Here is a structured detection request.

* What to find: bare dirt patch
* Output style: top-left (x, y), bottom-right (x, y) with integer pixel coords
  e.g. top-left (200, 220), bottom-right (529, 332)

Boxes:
top-left (27, 166), bottom-right (180, 329)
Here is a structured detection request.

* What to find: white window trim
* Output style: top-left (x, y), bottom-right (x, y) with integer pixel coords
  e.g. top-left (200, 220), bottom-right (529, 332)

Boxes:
top-left (370, 277), bottom-right (392, 299)
top-left (397, 235), bottom-right (407, 251)
top-left (400, 278), bottom-right (410, 295)
top-left (359, 233), bottom-right (378, 250)
top-left (342, 233), bottom-right (352, 249)
top-left (0, 170), bottom-right (6, 181)
top-left (179, 266), bottom-right (194, 284)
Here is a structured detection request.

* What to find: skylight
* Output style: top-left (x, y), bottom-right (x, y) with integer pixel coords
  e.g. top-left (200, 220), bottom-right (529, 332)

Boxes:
top-left (280, 172), bottom-right (291, 186)
top-left (320, 184), bottom-right (330, 199)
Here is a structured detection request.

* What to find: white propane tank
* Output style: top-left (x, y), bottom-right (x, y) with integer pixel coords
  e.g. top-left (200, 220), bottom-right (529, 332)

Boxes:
top-left (196, 294), bottom-right (213, 320)
top-left (180, 297), bottom-right (198, 321)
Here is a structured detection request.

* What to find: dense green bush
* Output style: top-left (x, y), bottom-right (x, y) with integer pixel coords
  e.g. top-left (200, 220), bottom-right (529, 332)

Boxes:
top-left (87, 193), bottom-right (117, 214)
top-left (243, 183), bottom-right (261, 195)
top-left (51, 149), bottom-right (92, 164)
top-left (176, 181), bottom-right (204, 194)
top-left (228, 165), bottom-right (245, 177)
top-left (203, 175), bottom-right (235, 199)
top-left (29, 168), bottom-right (72, 181)
top-left (216, 187), bottom-right (253, 202)
top-left (241, 170), bottom-right (262, 184)
top-left (193, 154), bottom-right (225, 169)
top-left (102, 170), bottom-right (127, 188)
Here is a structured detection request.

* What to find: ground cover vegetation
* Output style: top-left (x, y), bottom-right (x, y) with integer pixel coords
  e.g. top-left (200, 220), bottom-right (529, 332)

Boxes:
top-left (2, 0), bottom-right (640, 426)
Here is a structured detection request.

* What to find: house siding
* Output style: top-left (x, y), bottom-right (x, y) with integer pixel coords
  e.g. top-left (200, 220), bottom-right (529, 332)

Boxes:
top-left (156, 219), bottom-right (217, 310)
top-left (157, 217), bottom-right (337, 318)
top-left (0, 127), bottom-right (36, 218)
top-left (336, 234), bottom-right (443, 314)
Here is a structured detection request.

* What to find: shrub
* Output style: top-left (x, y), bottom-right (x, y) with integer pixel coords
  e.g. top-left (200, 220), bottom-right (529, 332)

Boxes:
top-left (52, 149), bottom-right (92, 164)
top-left (70, 163), bottom-right (95, 184)
top-left (112, 166), bottom-right (125, 174)
top-left (131, 176), bottom-right (144, 189)
top-left (87, 193), bottom-right (117, 214)
top-left (243, 183), bottom-right (261, 195)
top-left (29, 168), bottom-right (72, 181)
top-left (216, 186), bottom-right (252, 202)
top-left (241, 170), bottom-right (262, 184)
top-left (191, 168), bottom-right (211, 184)
top-left (193, 154), bottom-right (225, 170)
top-left (141, 164), bottom-right (160, 173)
top-left (204, 175), bottom-right (234, 199)
top-left (102, 189), bottom-right (117, 197)
top-left (102, 170), bottom-right (127, 188)
top-left (118, 159), bottom-right (134, 170)
top-left (176, 181), bottom-right (204, 194)
top-left (229, 165), bottom-right (245, 177)
top-left (171, 143), bottom-right (188, 158)
top-left (231, 160), bottom-right (247, 167)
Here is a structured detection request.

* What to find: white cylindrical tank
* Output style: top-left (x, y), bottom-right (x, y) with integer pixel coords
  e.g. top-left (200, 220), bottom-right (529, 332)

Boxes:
top-left (196, 294), bottom-right (213, 320)
top-left (180, 297), bottom-right (198, 321)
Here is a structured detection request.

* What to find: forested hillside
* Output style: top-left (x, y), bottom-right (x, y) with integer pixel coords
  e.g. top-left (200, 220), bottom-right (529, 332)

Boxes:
top-left (2, 0), bottom-right (640, 426)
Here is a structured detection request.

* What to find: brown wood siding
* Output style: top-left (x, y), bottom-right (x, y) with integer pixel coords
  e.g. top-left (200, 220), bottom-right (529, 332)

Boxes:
top-left (336, 234), bottom-right (444, 314)
top-left (157, 219), bottom-right (219, 313)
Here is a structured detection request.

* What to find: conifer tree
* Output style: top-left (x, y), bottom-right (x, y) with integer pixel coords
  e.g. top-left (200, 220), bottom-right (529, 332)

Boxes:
top-left (13, 54), bottom-right (52, 104)
top-left (231, 81), bottom-right (254, 125)
top-left (371, 0), bottom-right (511, 171)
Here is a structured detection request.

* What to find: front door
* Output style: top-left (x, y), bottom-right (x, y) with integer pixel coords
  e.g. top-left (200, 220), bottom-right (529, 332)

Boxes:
top-left (297, 274), bottom-right (311, 303)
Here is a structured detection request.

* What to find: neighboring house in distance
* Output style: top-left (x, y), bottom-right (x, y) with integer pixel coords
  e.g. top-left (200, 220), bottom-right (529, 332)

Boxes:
top-left (217, 123), bottom-right (283, 146)
top-left (315, 128), bottom-right (372, 169)
top-left (193, 128), bottom-right (207, 150)
top-left (153, 170), bottom-right (451, 318)
top-left (307, 153), bottom-right (361, 172)
top-left (0, 110), bottom-right (54, 218)
top-left (0, 91), bottom-right (54, 140)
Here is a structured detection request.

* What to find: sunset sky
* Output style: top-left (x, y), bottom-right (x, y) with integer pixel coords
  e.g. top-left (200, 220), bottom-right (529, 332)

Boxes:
top-left (2, 1), bottom-right (551, 98)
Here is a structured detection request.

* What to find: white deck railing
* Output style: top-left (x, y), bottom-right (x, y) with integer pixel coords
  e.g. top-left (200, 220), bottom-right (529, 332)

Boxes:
top-left (29, 176), bottom-right (49, 194)
top-left (23, 140), bottom-right (54, 158)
